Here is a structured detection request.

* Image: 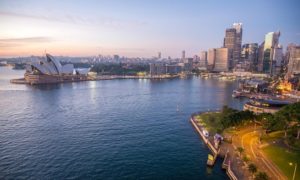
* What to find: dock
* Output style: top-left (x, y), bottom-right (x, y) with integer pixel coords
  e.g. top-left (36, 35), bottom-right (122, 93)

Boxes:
top-left (190, 116), bottom-right (238, 180)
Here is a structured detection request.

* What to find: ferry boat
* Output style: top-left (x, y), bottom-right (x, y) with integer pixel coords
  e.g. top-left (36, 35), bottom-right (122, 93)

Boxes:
top-left (232, 90), bottom-right (242, 98)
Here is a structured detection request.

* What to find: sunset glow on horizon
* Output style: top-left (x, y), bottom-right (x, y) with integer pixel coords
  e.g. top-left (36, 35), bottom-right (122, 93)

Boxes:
top-left (0, 0), bottom-right (299, 58)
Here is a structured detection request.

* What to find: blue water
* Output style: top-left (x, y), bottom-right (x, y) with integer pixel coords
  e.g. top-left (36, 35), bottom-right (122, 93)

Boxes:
top-left (0, 67), bottom-right (246, 179)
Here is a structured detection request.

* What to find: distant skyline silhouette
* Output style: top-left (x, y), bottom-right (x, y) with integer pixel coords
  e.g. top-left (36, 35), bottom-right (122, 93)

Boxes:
top-left (0, 0), bottom-right (299, 58)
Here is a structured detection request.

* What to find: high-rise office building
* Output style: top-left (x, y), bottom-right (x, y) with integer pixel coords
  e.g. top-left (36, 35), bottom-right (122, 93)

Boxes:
top-left (182, 50), bottom-right (186, 60)
top-left (113, 55), bottom-right (120, 62)
top-left (272, 44), bottom-right (283, 75)
top-left (241, 43), bottom-right (258, 71)
top-left (273, 44), bottom-right (283, 67)
top-left (158, 52), bottom-right (162, 59)
top-left (200, 51), bottom-right (207, 67)
top-left (207, 48), bottom-right (216, 70)
top-left (286, 44), bottom-right (300, 79)
top-left (224, 23), bottom-right (243, 69)
top-left (233, 23), bottom-right (243, 64)
top-left (193, 55), bottom-right (199, 62)
top-left (183, 58), bottom-right (193, 72)
top-left (214, 48), bottom-right (229, 72)
top-left (257, 42), bottom-right (265, 72)
top-left (262, 31), bottom-right (280, 74)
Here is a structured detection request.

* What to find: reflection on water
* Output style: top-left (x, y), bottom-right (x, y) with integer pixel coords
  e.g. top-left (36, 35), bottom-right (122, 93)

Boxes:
top-left (0, 66), bottom-right (246, 179)
top-left (0, 66), bottom-right (28, 91)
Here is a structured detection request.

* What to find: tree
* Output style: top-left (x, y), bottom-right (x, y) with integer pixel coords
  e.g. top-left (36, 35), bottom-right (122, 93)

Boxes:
top-left (248, 163), bottom-right (257, 177)
top-left (273, 102), bottom-right (300, 138)
top-left (236, 147), bottom-right (244, 156)
top-left (256, 113), bottom-right (274, 130)
top-left (255, 171), bottom-right (269, 180)
top-left (243, 156), bottom-right (250, 163)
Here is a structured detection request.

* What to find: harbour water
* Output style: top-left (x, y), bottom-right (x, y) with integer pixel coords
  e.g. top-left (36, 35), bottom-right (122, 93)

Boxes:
top-left (0, 66), bottom-right (247, 179)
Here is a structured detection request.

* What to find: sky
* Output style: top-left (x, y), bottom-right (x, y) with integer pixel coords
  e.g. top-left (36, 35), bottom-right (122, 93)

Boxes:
top-left (0, 0), bottom-right (299, 58)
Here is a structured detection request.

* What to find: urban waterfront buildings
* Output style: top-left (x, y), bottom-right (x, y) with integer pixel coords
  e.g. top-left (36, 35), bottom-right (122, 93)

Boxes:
top-left (244, 99), bottom-right (290, 114)
top-left (149, 63), bottom-right (182, 76)
top-left (207, 48), bottom-right (216, 70)
top-left (241, 43), bottom-right (259, 71)
top-left (223, 23), bottom-right (243, 69)
top-left (257, 42), bottom-right (265, 72)
top-left (199, 51), bottom-right (207, 68)
top-left (213, 48), bottom-right (229, 72)
top-left (181, 50), bottom-right (186, 61)
top-left (149, 63), bottom-right (166, 76)
top-left (204, 48), bottom-right (230, 72)
top-left (286, 44), bottom-right (300, 78)
top-left (158, 52), bottom-right (162, 59)
top-left (262, 31), bottom-right (281, 74)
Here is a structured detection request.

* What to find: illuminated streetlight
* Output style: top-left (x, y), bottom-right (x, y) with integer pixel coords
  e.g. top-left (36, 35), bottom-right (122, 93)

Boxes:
top-left (289, 162), bottom-right (297, 180)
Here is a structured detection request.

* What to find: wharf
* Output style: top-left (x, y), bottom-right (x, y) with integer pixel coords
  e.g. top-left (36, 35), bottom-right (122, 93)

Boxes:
top-left (190, 116), bottom-right (240, 180)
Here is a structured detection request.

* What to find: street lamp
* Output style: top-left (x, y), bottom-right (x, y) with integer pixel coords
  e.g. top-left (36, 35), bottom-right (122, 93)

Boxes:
top-left (289, 162), bottom-right (297, 180)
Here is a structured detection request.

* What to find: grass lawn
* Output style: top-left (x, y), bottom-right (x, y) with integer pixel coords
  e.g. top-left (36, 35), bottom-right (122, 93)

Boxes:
top-left (262, 144), bottom-right (300, 180)
top-left (194, 112), bottom-right (223, 134)
top-left (261, 131), bottom-right (285, 143)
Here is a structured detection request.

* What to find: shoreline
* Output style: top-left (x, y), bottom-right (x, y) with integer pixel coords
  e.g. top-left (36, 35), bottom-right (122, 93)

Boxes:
top-left (10, 74), bottom-right (181, 85)
top-left (191, 111), bottom-right (291, 180)
top-left (190, 114), bottom-right (239, 180)
top-left (190, 115), bottom-right (238, 180)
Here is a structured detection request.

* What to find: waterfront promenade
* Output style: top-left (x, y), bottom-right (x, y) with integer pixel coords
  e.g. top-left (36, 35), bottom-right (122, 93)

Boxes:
top-left (191, 111), bottom-right (289, 180)
top-left (10, 74), bottom-right (180, 85)
top-left (190, 116), bottom-right (245, 180)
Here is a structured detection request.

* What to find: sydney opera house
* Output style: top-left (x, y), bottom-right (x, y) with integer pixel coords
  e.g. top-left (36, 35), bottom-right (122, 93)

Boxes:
top-left (22, 54), bottom-right (90, 84)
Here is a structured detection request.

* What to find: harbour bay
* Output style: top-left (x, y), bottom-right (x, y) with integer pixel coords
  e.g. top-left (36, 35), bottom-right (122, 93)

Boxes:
top-left (0, 67), bottom-right (246, 179)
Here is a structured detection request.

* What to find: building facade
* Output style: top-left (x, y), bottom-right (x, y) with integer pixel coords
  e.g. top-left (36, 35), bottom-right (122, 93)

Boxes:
top-left (214, 48), bottom-right (229, 72)
top-left (149, 63), bottom-right (166, 76)
top-left (207, 48), bottom-right (216, 70)
top-left (223, 23), bottom-right (243, 70)
top-left (286, 44), bottom-right (300, 78)
top-left (181, 50), bottom-right (186, 61)
top-left (241, 43), bottom-right (258, 71)
top-left (262, 31), bottom-right (280, 74)
top-left (200, 51), bottom-right (207, 67)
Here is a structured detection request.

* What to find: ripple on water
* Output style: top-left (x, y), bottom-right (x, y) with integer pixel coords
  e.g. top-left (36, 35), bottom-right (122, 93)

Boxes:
top-left (0, 69), bottom-right (243, 179)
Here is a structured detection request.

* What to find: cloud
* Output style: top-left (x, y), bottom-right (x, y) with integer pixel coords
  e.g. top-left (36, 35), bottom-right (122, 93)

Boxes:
top-left (0, 37), bottom-right (53, 47)
top-left (0, 11), bottom-right (146, 29)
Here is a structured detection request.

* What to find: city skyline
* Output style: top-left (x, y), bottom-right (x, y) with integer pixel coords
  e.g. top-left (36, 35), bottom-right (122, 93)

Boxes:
top-left (0, 0), bottom-right (300, 58)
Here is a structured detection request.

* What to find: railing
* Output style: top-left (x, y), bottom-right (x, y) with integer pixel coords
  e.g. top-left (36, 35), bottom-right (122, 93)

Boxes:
top-left (227, 160), bottom-right (238, 180)
top-left (191, 115), bottom-right (238, 180)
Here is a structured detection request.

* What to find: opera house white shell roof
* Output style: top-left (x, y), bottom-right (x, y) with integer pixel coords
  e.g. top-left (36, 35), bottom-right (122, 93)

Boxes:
top-left (27, 54), bottom-right (89, 75)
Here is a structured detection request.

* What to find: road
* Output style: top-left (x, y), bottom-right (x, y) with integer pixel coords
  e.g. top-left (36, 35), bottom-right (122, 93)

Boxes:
top-left (232, 124), bottom-right (287, 180)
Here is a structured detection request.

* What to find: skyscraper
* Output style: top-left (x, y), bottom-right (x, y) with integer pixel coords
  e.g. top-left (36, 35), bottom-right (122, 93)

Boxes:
top-left (214, 48), bottom-right (229, 72)
top-left (207, 48), bottom-right (216, 70)
top-left (286, 44), bottom-right (300, 79)
top-left (223, 23), bottom-right (243, 69)
top-left (273, 45), bottom-right (283, 67)
top-left (233, 23), bottom-right (243, 65)
top-left (200, 51), bottom-right (207, 67)
top-left (158, 52), bottom-right (162, 59)
top-left (182, 50), bottom-right (186, 60)
top-left (262, 31), bottom-right (280, 74)
top-left (257, 42), bottom-right (265, 72)
top-left (241, 43), bottom-right (258, 71)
